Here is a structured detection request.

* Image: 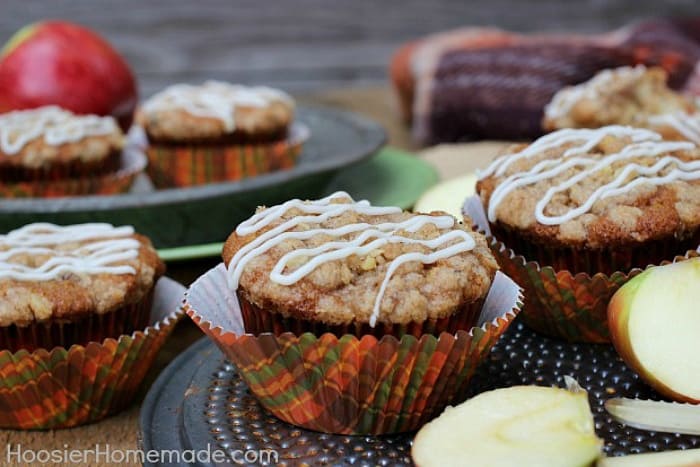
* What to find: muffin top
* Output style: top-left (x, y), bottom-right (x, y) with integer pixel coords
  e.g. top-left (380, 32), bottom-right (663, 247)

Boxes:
top-left (137, 81), bottom-right (294, 143)
top-left (222, 192), bottom-right (498, 327)
top-left (0, 223), bottom-right (165, 326)
top-left (542, 66), bottom-right (699, 144)
top-left (477, 126), bottom-right (700, 249)
top-left (0, 106), bottom-right (124, 169)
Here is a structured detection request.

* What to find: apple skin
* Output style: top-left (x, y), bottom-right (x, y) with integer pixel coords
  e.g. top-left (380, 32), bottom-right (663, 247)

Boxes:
top-left (608, 262), bottom-right (700, 404)
top-left (0, 21), bottom-right (137, 131)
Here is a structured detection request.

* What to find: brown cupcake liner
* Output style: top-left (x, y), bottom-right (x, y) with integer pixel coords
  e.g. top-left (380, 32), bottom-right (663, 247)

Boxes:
top-left (237, 291), bottom-right (485, 338)
top-left (0, 151), bottom-right (122, 182)
top-left (0, 289), bottom-right (154, 353)
top-left (0, 277), bottom-right (185, 429)
top-left (140, 123), bottom-right (309, 188)
top-left (489, 222), bottom-right (700, 276)
top-left (0, 147), bottom-right (146, 198)
top-left (185, 263), bottom-right (522, 435)
top-left (464, 195), bottom-right (700, 343)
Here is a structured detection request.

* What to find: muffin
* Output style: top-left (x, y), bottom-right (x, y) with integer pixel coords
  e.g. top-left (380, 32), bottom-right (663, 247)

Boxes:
top-left (477, 125), bottom-right (700, 275)
top-left (0, 222), bottom-right (165, 351)
top-left (222, 191), bottom-right (499, 337)
top-left (542, 65), bottom-right (700, 144)
top-left (136, 81), bottom-right (304, 187)
top-left (470, 125), bottom-right (700, 342)
top-left (185, 192), bottom-right (521, 434)
top-left (0, 106), bottom-right (124, 181)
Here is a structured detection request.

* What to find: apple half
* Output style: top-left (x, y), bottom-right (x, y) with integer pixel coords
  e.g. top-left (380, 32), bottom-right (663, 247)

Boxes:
top-left (608, 258), bottom-right (700, 403)
top-left (413, 174), bottom-right (477, 219)
top-left (412, 381), bottom-right (602, 467)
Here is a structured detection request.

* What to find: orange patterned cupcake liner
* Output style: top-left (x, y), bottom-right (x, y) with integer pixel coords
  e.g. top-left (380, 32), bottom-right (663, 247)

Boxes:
top-left (464, 195), bottom-right (700, 343)
top-left (143, 123), bottom-right (309, 188)
top-left (0, 147), bottom-right (146, 198)
top-left (185, 263), bottom-right (522, 435)
top-left (0, 277), bottom-right (184, 429)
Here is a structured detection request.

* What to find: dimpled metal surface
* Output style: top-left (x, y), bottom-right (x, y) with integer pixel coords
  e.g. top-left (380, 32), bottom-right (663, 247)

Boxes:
top-left (142, 322), bottom-right (700, 466)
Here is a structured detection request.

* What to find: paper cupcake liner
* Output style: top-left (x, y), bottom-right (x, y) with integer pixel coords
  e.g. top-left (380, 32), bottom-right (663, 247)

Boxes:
top-left (464, 195), bottom-right (700, 343)
top-left (0, 277), bottom-right (184, 430)
top-left (184, 263), bottom-right (522, 435)
top-left (143, 123), bottom-right (309, 188)
top-left (0, 151), bottom-right (122, 183)
top-left (0, 289), bottom-right (154, 353)
top-left (237, 291), bottom-right (485, 338)
top-left (0, 147), bottom-right (146, 198)
top-left (488, 222), bottom-right (700, 276)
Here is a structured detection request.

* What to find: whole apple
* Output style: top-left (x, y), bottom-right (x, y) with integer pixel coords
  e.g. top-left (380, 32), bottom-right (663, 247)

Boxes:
top-left (0, 20), bottom-right (137, 131)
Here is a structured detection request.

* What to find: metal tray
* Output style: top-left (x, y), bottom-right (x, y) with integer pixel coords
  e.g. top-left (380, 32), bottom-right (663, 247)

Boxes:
top-left (140, 321), bottom-right (700, 466)
top-left (0, 106), bottom-right (385, 248)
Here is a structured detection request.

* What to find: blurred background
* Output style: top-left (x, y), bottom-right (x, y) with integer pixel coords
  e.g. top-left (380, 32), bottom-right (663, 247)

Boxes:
top-left (3, 0), bottom-right (700, 97)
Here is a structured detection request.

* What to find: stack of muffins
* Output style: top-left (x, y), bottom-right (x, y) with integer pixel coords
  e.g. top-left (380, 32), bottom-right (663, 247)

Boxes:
top-left (186, 192), bottom-right (523, 434)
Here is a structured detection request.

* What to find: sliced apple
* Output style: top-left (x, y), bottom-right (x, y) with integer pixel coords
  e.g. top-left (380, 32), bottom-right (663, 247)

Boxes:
top-left (598, 448), bottom-right (700, 467)
top-left (608, 258), bottom-right (700, 403)
top-left (412, 381), bottom-right (602, 467)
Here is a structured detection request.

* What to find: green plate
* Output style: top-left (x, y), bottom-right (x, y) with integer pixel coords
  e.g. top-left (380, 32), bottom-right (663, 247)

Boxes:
top-left (158, 147), bottom-right (438, 262)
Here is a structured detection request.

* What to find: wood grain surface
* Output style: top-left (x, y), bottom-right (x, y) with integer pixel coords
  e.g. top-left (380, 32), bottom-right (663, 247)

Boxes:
top-left (1, 0), bottom-right (699, 97)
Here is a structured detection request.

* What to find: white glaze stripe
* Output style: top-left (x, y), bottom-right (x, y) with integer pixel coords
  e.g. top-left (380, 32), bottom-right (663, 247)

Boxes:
top-left (0, 223), bottom-right (140, 281)
top-left (227, 192), bottom-right (475, 327)
top-left (481, 127), bottom-right (698, 225)
top-left (0, 106), bottom-right (117, 155)
top-left (477, 126), bottom-right (659, 180)
top-left (142, 81), bottom-right (293, 132)
top-left (648, 113), bottom-right (700, 144)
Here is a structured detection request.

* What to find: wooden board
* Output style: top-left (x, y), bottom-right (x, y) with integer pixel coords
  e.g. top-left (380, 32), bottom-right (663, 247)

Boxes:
top-left (2, 1), bottom-right (699, 96)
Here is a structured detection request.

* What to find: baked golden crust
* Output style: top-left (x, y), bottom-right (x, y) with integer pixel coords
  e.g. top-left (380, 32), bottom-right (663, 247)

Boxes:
top-left (477, 136), bottom-right (700, 249)
top-left (0, 107), bottom-right (124, 170)
top-left (136, 82), bottom-right (294, 143)
top-left (542, 66), bottom-right (695, 133)
top-left (223, 202), bottom-right (499, 326)
top-left (0, 233), bottom-right (165, 327)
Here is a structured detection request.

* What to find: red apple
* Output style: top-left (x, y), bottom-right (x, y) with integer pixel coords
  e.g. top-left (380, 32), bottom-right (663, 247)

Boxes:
top-left (608, 257), bottom-right (700, 403)
top-left (0, 21), bottom-right (137, 130)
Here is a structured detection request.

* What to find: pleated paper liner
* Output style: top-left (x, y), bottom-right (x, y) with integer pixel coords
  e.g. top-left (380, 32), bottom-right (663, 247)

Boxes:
top-left (184, 263), bottom-right (522, 435)
top-left (0, 147), bottom-right (146, 198)
top-left (0, 151), bottom-right (122, 183)
top-left (0, 277), bottom-right (184, 430)
top-left (237, 290), bottom-right (485, 338)
top-left (0, 291), bottom-right (153, 353)
top-left (143, 123), bottom-right (310, 188)
top-left (463, 195), bottom-right (700, 343)
top-left (487, 222), bottom-right (700, 276)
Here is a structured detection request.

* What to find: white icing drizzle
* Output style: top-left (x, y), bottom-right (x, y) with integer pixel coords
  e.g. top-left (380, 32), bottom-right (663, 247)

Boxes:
top-left (480, 126), bottom-right (699, 225)
top-left (478, 126), bottom-right (659, 179)
top-left (142, 81), bottom-right (293, 132)
top-left (0, 106), bottom-right (118, 155)
top-left (648, 112), bottom-right (700, 144)
top-left (0, 223), bottom-right (140, 281)
top-left (228, 192), bottom-right (476, 327)
top-left (543, 65), bottom-right (647, 121)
